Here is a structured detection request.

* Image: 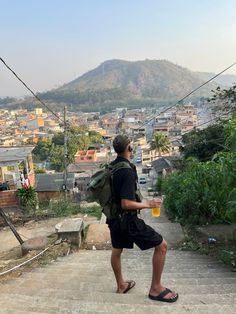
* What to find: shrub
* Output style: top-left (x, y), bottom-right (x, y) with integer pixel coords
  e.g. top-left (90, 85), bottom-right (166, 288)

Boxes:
top-left (155, 176), bottom-right (163, 195)
top-left (162, 153), bottom-right (236, 225)
top-left (17, 187), bottom-right (38, 211)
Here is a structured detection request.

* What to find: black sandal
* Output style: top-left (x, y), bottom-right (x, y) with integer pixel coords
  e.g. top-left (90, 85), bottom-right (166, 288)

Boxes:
top-left (149, 288), bottom-right (179, 303)
top-left (123, 280), bottom-right (136, 294)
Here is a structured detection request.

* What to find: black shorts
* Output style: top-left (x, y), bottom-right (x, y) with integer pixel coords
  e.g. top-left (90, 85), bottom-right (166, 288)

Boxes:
top-left (107, 214), bottom-right (163, 250)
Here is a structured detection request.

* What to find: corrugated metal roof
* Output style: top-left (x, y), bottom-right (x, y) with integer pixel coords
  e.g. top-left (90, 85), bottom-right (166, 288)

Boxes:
top-left (0, 146), bottom-right (34, 166)
top-left (67, 162), bottom-right (103, 173)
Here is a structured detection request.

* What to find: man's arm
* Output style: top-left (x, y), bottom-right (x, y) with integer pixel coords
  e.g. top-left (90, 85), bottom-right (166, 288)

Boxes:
top-left (121, 198), bottom-right (162, 211)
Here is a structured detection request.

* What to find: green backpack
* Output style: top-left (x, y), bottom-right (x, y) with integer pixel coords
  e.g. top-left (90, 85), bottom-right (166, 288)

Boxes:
top-left (87, 161), bottom-right (132, 219)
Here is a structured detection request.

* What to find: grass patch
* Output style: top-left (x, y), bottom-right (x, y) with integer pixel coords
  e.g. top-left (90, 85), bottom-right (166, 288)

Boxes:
top-left (76, 206), bottom-right (102, 219)
top-left (180, 225), bottom-right (236, 270)
top-left (37, 199), bottom-right (102, 219)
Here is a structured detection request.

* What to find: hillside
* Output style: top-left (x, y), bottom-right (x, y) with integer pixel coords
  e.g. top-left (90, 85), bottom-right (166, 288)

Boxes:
top-left (37, 59), bottom-right (217, 112)
top-left (2, 59), bottom-right (223, 113)
top-left (195, 72), bottom-right (236, 87)
top-left (59, 59), bottom-right (209, 97)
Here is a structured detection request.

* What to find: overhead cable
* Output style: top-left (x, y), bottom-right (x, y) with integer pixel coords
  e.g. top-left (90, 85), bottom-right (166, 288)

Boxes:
top-left (136, 62), bottom-right (236, 131)
top-left (0, 57), bottom-right (63, 123)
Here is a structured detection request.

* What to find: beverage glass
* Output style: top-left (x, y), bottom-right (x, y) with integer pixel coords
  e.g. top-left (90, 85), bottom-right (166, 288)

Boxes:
top-left (152, 207), bottom-right (160, 217)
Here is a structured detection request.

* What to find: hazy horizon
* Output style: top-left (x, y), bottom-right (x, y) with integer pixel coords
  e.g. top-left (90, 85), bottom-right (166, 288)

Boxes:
top-left (1, 0), bottom-right (236, 97)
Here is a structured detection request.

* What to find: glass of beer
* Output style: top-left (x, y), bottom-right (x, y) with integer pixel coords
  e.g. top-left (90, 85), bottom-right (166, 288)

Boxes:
top-left (152, 206), bottom-right (160, 217)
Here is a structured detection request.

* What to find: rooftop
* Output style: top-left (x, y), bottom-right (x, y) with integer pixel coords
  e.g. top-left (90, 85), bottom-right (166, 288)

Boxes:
top-left (0, 146), bottom-right (35, 166)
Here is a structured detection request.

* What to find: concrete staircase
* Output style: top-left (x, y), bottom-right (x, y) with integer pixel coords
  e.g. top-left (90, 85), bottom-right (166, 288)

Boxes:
top-left (0, 209), bottom-right (235, 313)
top-left (0, 249), bottom-right (236, 313)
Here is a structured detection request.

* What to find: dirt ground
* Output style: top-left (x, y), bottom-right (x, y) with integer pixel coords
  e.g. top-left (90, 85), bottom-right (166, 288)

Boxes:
top-left (0, 213), bottom-right (99, 283)
top-left (0, 241), bottom-right (72, 283)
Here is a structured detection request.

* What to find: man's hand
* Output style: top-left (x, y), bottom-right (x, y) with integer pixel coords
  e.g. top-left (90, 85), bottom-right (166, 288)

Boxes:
top-left (147, 198), bottom-right (162, 208)
top-left (121, 197), bottom-right (162, 211)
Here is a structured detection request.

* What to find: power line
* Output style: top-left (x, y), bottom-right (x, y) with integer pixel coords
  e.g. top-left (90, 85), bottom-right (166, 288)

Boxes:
top-left (0, 57), bottom-right (63, 123)
top-left (135, 62), bottom-right (236, 132)
top-left (173, 105), bottom-right (235, 142)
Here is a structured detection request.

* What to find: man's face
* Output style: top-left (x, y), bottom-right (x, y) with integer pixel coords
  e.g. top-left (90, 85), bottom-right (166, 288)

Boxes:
top-left (127, 145), bottom-right (134, 159)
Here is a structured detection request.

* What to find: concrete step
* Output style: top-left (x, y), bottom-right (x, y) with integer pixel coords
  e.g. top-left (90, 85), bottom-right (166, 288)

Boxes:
top-left (0, 243), bottom-right (235, 313)
top-left (0, 293), bottom-right (236, 314)
top-left (60, 249), bottom-right (223, 262)
top-left (10, 271), bottom-right (236, 286)
top-left (16, 268), bottom-right (235, 280)
top-left (34, 265), bottom-right (230, 276)
top-left (61, 253), bottom-right (223, 264)
top-left (1, 279), bottom-right (236, 297)
top-left (56, 252), bottom-right (225, 263)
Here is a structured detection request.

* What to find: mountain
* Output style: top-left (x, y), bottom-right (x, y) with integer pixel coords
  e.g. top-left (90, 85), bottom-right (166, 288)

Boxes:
top-left (37, 59), bottom-right (217, 112)
top-left (2, 59), bottom-right (224, 113)
top-left (57, 59), bottom-right (216, 98)
top-left (195, 72), bottom-right (236, 87)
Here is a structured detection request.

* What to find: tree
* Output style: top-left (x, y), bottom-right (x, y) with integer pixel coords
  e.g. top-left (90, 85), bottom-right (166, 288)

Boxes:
top-left (32, 140), bottom-right (52, 162)
top-left (150, 132), bottom-right (170, 157)
top-left (180, 123), bottom-right (227, 161)
top-left (209, 84), bottom-right (236, 117)
top-left (33, 127), bottom-right (104, 171)
top-left (224, 117), bottom-right (236, 152)
top-left (88, 130), bottom-right (104, 144)
top-left (181, 118), bottom-right (236, 161)
top-left (48, 144), bottom-right (64, 172)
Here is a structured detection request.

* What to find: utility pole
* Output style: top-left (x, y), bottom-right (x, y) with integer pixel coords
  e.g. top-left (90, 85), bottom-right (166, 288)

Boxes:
top-left (63, 106), bottom-right (68, 194)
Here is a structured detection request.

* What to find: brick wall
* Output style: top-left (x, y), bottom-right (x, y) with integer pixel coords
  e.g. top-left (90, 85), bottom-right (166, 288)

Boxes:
top-left (0, 190), bottom-right (19, 208)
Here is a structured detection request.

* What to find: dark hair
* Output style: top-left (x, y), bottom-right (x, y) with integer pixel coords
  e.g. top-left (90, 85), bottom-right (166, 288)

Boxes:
top-left (113, 135), bottom-right (131, 154)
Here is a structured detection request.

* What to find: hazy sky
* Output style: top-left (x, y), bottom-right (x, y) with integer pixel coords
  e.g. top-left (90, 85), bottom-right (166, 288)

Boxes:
top-left (1, 0), bottom-right (236, 97)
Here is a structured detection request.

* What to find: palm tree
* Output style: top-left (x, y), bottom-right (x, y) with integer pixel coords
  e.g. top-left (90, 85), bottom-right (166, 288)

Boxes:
top-left (150, 132), bottom-right (170, 157)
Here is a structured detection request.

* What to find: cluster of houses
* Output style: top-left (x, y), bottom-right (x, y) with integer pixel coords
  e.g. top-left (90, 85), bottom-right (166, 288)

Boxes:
top-left (0, 103), bottom-right (199, 209)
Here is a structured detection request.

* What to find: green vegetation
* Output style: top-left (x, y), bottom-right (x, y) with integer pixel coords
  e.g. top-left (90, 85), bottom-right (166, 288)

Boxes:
top-left (32, 127), bottom-right (104, 171)
top-left (163, 153), bottom-right (236, 225)
top-left (155, 176), bottom-right (163, 195)
top-left (38, 199), bottom-right (102, 219)
top-left (16, 187), bottom-right (38, 211)
top-left (162, 84), bottom-right (236, 225)
top-left (179, 226), bottom-right (236, 270)
top-left (180, 123), bottom-right (227, 161)
top-left (33, 165), bottom-right (46, 173)
top-left (209, 84), bottom-right (236, 115)
top-left (150, 132), bottom-right (170, 157)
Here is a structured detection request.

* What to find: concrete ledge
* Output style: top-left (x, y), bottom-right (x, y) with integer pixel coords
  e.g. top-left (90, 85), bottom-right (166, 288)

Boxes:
top-left (55, 218), bottom-right (84, 247)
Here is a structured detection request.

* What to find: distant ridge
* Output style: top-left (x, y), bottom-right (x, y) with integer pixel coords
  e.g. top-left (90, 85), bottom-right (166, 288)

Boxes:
top-left (195, 71), bottom-right (236, 87)
top-left (57, 59), bottom-right (215, 98)
top-left (4, 59), bottom-right (233, 112)
top-left (36, 59), bottom-right (219, 111)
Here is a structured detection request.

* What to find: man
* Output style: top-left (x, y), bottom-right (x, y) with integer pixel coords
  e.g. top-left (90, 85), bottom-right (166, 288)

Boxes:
top-left (107, 134), bottom-right (178, 303)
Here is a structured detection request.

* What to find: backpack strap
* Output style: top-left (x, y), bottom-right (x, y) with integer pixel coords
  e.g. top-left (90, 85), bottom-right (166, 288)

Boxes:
top-left (109, 161), bottom-right (132, 174)
top-left (109, 161), bottom-right (133, 212)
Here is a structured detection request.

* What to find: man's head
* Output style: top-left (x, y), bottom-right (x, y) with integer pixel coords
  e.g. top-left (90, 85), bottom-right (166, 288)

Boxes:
top-left (113, 135), bottom-right (132, 154)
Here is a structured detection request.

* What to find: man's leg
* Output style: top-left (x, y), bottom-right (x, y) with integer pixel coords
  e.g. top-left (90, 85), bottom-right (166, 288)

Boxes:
top-left (111, 247), bottom-right (135, 293)
top-left (149, 240), bottom-right (178, 300)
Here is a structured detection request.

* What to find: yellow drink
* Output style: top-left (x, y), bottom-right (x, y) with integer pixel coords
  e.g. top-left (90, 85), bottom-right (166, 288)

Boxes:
top-left (152, 207), bottom-right (160, 217)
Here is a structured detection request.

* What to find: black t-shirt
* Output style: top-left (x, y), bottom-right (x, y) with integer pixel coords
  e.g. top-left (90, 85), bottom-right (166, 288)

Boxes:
top-left (111, 156), bottom-right (137, 203)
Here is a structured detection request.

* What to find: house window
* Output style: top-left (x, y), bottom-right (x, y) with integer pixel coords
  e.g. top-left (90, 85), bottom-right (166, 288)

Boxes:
top-left (7, 166), bottom-right (15, 171)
